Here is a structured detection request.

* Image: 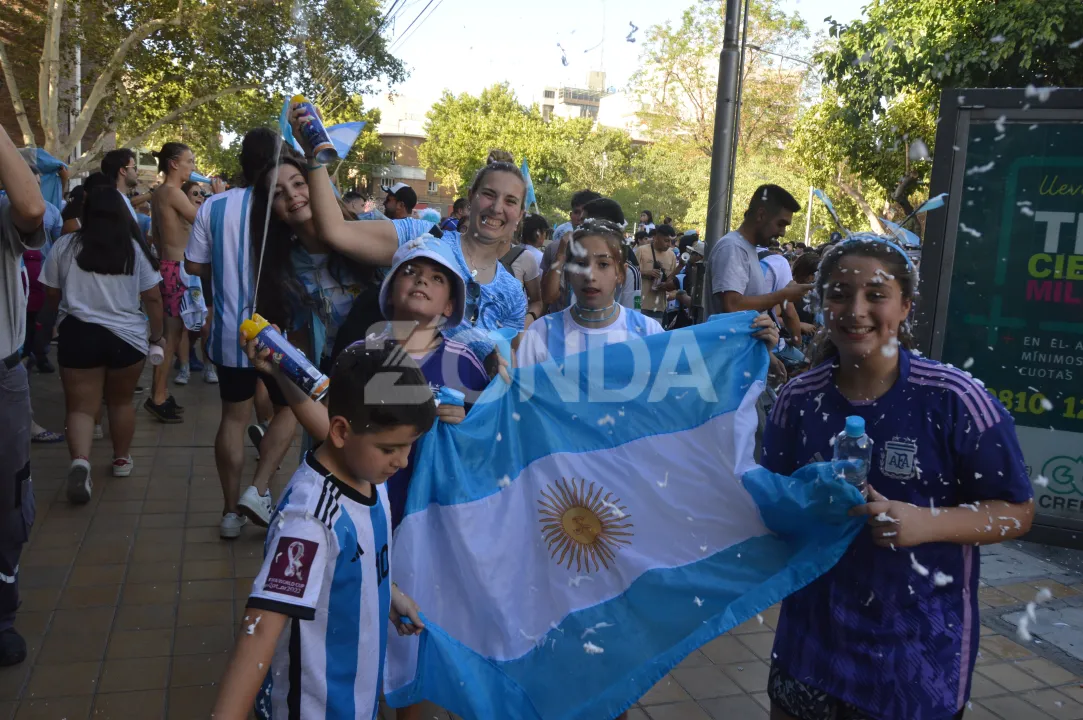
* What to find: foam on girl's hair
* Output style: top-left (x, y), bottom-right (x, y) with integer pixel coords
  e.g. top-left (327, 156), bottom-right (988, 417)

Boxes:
top-left (567, 218), bottom-right (627, 266)
top-left (808, 233), bottom-right (919, 364)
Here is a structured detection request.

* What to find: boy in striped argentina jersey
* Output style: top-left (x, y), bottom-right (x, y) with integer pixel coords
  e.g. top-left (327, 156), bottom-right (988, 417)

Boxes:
top-left (213, 344), bottom-right (435, 720)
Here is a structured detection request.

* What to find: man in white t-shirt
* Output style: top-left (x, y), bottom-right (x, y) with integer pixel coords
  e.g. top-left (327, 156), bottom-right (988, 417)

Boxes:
top-left (758, 246), bottom-right (802, 341)
top-left (184, 129), bottom-right (298, 540)
top-left (0, 123), bottom-right (46, 667)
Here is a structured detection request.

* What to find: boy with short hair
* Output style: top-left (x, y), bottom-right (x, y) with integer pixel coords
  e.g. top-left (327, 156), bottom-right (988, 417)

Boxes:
top-left (212, 343), bottom-right (434, 719)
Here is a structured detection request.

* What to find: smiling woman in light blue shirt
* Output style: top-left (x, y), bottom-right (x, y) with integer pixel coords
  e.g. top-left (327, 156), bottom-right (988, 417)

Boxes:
top-left (286, 103), bottom-right (528, 362)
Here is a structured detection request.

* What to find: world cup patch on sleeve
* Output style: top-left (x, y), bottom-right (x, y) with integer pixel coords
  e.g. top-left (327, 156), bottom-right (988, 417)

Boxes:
top-left (264, 537), bottom-right (319, 597)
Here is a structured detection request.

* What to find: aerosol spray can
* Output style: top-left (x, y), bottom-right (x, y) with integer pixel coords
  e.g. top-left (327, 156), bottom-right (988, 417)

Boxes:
top-left (290, 95), bottom-right (338, 164)
top-left (239, 314), bottom-right (330, 401)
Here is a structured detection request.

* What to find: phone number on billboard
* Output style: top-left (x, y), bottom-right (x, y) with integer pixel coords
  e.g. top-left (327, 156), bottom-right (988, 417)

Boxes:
top-left (984, 388), bottom-right (1083, 419)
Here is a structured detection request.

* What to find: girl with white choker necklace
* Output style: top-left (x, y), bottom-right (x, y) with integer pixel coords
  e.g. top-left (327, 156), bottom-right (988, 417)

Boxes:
top-left (516, 218), bottom-right (780, 366)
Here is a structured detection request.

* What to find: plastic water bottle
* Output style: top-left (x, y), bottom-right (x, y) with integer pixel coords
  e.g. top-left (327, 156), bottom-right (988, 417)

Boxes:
top-left (833, 416), bottom-right (873, 496)
top-left (148, 344), bottom-right (165, 366)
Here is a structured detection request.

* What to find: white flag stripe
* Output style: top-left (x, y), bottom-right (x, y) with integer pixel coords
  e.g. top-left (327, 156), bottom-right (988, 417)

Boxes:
top-left (392, 386), bottom-right (766, 662)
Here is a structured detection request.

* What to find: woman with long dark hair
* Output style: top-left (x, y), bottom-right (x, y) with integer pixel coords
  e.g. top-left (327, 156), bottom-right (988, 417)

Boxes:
top-left (39, 186), bottom-right (165, 504)
top-left (249, 155), bottom-right (378, 369)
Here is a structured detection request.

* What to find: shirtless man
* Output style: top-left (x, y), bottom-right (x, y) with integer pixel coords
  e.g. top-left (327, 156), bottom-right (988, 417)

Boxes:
top-left (144, 142), bottom-right (221, 422)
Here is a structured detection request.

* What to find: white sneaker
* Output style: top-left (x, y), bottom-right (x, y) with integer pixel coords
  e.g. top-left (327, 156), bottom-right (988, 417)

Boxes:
top-left (93, 424), bottom-right (104, 440)
top-left (219, 512), bottom-right (247, 539)
top-left (112, 456), bottom-right (134, 477)
top-left (67, 458), bottom-right (92, 504)
top-left (175, 365), bottom-right (190, 385)
top-left (238, 486), bottom-right (273, 527)
top-left (204, 365), bottom-right (219, 384)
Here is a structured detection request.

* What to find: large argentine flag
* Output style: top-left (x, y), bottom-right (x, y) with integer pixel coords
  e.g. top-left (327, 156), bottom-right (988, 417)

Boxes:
top-left (385, 312), bottom-right (865, 719)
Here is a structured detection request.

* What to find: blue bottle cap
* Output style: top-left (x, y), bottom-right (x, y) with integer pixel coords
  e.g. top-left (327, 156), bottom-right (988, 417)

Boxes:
top-left (845, 416), bottom-right (865, 438)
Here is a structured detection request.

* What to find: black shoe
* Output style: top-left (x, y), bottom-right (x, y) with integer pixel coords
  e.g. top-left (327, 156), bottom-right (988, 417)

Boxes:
top-left (165, 395), bottom-right (185, 414)
top-left (247, 422), bottom-right (267, 452)
top-left (144, 398), bottom-right (183, 424)
top-left (35, 355), bottom-right (55, 373)
top-left (0, 628), bottom-right (27, 667)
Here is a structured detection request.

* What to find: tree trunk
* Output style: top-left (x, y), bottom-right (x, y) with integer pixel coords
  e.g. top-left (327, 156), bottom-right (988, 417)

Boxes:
top-left (38, 0), bottom-right (65, 155)
top-left (58, 6), bottom-right (186, 160)
top-left (0, 42), bottom-right (36, 146)
top-left (837, 179), bottom-right (885, 234)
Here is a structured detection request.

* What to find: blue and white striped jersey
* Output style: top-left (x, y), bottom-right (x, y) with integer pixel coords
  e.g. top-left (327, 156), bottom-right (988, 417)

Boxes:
top-left (185, 188), bottom-right (255, 368)
top-left (249, 452), bottom-right (392, 720)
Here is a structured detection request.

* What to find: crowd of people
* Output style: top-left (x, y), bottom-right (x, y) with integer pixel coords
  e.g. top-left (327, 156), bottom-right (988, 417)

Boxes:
top-left (0, 105), bottom-right (1037, 720)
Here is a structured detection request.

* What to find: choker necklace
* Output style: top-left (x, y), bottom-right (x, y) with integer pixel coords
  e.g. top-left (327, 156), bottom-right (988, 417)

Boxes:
top-left (572, 302), bottom-right (618, 323)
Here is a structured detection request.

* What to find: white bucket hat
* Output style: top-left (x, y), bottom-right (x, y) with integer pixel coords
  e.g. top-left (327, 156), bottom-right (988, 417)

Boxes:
top-left (378, 235), bottom-right (466, 327)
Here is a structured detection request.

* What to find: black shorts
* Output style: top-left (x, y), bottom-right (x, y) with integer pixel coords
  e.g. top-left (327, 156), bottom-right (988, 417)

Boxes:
top-left (767, 664), bottom-right (964, 720)
top-left (57, 316), bottom-right (144, 370)
top-left (214, 365), bottom-right (288, 407)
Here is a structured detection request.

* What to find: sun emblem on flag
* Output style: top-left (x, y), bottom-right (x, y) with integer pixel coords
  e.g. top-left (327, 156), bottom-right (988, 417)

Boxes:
top-left (538, 478), bottom-right (634, 573)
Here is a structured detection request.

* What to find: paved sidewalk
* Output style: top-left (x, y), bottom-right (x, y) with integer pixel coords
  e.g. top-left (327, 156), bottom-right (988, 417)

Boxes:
top-left (3, 358), bottom-right (1083, 719)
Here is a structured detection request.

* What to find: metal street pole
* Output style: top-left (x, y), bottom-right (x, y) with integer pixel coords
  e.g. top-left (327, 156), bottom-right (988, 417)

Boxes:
top-left (700, 0), bottom-right (744, 316)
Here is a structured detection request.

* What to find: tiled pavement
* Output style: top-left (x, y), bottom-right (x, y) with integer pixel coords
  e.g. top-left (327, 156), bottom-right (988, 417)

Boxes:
top-left (5, 357), bottom-right (1083, 719)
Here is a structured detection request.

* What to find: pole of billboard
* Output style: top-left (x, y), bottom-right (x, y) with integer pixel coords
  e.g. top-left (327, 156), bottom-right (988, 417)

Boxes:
top-left (699, 0), bottom-right (743, 318)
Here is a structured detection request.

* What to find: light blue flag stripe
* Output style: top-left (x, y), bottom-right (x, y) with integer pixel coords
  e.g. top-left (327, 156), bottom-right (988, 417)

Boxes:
top-left (403, 318), bottom-right (760, 517)
top-left (386, 312), bottom-right (865, 720)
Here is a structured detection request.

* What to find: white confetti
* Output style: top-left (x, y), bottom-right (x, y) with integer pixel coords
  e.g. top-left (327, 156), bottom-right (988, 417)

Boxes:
top-left (1025, 84), bottom-right (1056, 103)
top-left (657, 472), bottom-right (669, 489)
top-left (597, 414), bottom-right (616, 426)
top-left (966, 161), bottom-right (995, 176)
top-left (568, 575), bottom-right (594, 588)
top-left (757, 614), bottom-right (764, 624)
top-left (1034, 475), bottom-right (1049, 487)
top-left (496, 432), bottom-right (502, 442)
top-left (580, 621), bottom-right (614, 639)
top-left (910, 553), bottom-right (930, 577)
top-left (963, 357), bottom-right (974, 369)
top-left (909, 139), bottom-right (930, 162)
top-left (1040, 397), bottom-right (1053, 411)
top-left (498, 476), bottom-right (511, 489)
top-left (246, 615), bottom-right (263, 635)
top-left (933, 571), bottom-right (954, 586)
top-left (959, 223), bottom-right (983, 238)
top-left (583, 641), bottom-right (605, 654)
top-left (990, 34), bottom-right (1005, 43)
top-left (1071, 38), bottom-right (1083, 49)
top-left (694, 597), bottom-right (704, 607)
top-left (512, 412), bottom-right (521, 421)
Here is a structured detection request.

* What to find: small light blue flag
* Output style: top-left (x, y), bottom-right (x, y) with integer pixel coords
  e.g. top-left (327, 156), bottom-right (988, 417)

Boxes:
top-left (384, 312), bottom-right (865, 719)
top-left (812, 188), bottom-right (845, 232)
top-left (278, 97), bottom-right (366, 159)
top-left (521, 159), bottom-right (538, 212)
top-left (878, 217), bottom-right (921, 248)
top-left (914, 192), bottom-right (948, 214)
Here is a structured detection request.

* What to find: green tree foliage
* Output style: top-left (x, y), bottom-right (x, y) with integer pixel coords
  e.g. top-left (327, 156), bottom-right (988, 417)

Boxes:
top-left (818, 0), bottom-right (1083, 122)
top-left (796, 0), bottom-right (1083, 240)
top-left (628, 0), bottom-right (813, 232)
top-left (1, 0), bottom-right (402, 174)
top-left (418, 83), bottom-right (685, 222)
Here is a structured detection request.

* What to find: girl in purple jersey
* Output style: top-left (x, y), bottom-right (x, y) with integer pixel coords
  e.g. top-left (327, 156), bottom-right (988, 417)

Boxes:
top-left (764, 236), bottom-right (1034, 720)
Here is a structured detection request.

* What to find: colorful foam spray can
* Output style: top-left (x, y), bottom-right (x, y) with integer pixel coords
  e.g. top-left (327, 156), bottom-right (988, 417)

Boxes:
top-left (290, 95), bottom-right (338, 164)
top-left (239, 314), bottom-right (330, 401)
